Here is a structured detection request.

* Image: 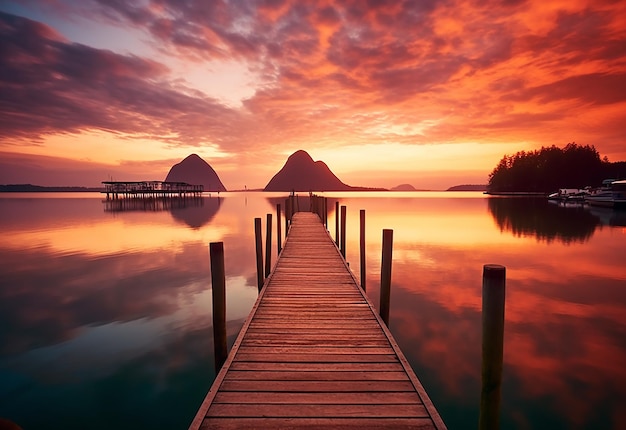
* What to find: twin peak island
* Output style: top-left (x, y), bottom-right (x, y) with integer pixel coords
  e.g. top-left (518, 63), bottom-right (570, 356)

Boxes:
top-left (166, 150), bottom-right (390, 192)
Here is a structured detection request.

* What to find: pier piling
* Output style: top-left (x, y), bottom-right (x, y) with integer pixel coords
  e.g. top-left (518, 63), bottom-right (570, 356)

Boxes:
top-left (254, 218), bottom-right (264, 291)
top-left (360, 209), bottom-right (366, 291)
top-left (209, 242), bottom-right (227, 373)
top-left (277, 204), bottom-right (282, 255)
top-left (340, 205), bottom-right (347, 258)
top-left (265, 214), bottom-right (272, 277)
top-left (335, 201), bottom-right (340, 245)
top-left (479, 264), bottom-right (506, 430)
top-left (379, 229), bottom-right (394, 326)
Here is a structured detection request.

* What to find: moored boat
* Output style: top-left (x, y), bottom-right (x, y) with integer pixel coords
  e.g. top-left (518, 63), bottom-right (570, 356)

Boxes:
top-left (547, 188), bottom-right (588, 201)
top-left (585, 179), bottom-right (626, 209)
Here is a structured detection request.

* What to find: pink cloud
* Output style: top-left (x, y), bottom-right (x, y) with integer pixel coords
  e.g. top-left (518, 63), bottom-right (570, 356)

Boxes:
top-left (2, 0), bottom-right (626, 173)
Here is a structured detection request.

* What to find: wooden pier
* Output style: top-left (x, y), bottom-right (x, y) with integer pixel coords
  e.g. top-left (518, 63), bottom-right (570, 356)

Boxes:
top-left (190, 212), bottom-right (446, 429)
top-left (102, 181), bottom-right (203, 199)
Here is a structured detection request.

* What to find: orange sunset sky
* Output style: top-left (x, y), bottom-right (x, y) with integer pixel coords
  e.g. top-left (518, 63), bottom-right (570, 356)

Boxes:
top-left (1, 0), bottom-right (625, 190)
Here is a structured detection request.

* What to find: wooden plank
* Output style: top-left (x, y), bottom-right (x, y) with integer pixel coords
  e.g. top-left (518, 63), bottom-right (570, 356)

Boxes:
top-left (219, 380), bottom-right (416, 392)
top-left (224, 370), bottom-right (410, 381)
top-left (200, 417), bottom-right (436, 429)
top-left (229, 362), bottom-right (406, 372)
top-left (207, 403), bottom-right (429, 417)
top-left (233, 353), bottom-right (399, 363)
top-left (236, 346), bottom-right (394, 354)
top-left (213, 391), bottom-right (421, 404)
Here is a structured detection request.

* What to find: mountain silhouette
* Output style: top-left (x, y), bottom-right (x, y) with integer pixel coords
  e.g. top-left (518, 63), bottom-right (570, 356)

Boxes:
top-left (390, 184), bottom-right (417, 191)
top-left (165, 154), bottom-right (226, 192)
top-left (264, 150), bottom-right (353, 191)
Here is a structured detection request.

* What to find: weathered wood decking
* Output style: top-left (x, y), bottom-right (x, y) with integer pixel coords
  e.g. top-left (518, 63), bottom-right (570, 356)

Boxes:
top-left (190, 212), bottom-right (446, 429)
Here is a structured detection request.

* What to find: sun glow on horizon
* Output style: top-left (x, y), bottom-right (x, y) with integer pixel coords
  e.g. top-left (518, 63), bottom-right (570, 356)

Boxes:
top-left (0, 0), bottom-right (625, 187)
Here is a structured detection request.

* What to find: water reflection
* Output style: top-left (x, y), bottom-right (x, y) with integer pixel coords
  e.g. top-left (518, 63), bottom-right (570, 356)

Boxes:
top-left (265, 195), bottom-right (340, 213)
top-left (327, 192), bottom-right (625, 429)
top-left (1, 192), bottom-right (625, 430)
top-left (381, 249), bottom-right (626, 429)
top-left (103, 196), bottom-right (223, 229)
top-left (0, 193), bottom-right (269, 430)
top-left (488, 197), bottom-right (600, 243)
top-left (587, 206), bottom-right (626, 227)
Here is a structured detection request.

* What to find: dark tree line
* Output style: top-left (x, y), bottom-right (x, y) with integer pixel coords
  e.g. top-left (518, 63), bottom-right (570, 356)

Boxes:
top-left (487, 142), bottom-right (626, 193)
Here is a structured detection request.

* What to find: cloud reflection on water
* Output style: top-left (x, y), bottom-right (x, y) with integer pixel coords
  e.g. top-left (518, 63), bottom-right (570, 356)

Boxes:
top-left (1, 192), bottom-right (625, 429)
top-left (332, 194), bottom-right (626, 429)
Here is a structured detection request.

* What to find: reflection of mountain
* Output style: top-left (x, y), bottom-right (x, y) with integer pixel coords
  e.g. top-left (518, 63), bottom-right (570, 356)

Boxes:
top-left (265, 195), bottom-right (340, 215)
top-left (488, 197), bottom-right (601, 243)
top-left (103, 197), bottom-right (222, 228)
top-left (170, 197), bottom-right (222, 228)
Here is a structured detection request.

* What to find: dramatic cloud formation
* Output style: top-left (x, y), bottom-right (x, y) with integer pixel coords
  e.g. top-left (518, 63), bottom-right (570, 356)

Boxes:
top-left (1, 0), bottom-right (625, 188)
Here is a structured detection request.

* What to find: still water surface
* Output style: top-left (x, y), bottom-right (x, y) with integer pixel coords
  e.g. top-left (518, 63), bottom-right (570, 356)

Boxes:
top-left (0, 192), bottom-right (624, 429)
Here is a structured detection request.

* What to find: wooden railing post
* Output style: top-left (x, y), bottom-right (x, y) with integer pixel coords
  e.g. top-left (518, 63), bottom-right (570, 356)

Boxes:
top-left (324, 197), bottom-right (328, 228)
top-left (285, 198), bottom-right (290, 232)
top-left (360, 209), bottom-right (366, 291)
top-left (254, 217), bottom-right (263, 291)
top-left (277, 204), bottom-right (282, 255)
top-left (340, 205), bottom-right (347, 258)
top-left (335, 201), bottom-right (340, 245)
top-left (480, 264), bottom-right (506, 430)
top-left (379, 229), bottom-right (393, 326)
top-left (209, 242), bottom-right (227, 372)
top-left (265, 213), bottom-right (272, 277)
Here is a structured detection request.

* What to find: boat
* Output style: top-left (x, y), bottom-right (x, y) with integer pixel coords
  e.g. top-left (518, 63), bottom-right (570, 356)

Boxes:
top-left (585, 179), bottom-right (626, 209)
top-left (547, 188), bottom-right (589, 202)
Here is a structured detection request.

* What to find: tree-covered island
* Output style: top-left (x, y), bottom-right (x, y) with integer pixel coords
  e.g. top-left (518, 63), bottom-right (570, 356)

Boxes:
top-left (487, 142), bottom-right (626, 193)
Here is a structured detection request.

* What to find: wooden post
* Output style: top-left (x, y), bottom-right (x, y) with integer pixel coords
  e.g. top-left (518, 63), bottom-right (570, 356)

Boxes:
top-left (277, 204), bottom-right (282, 255)
top-left (479, 264), bottom-right (506, 430)
top-left (265, 213), bottom-right (272, 277)
top-left (360, 209), bottom-right (366, 291)
top-left (285, 198), bottom-right (290, 232)
top-left (340, 205), bottom-right (347, 258)
top-left (324, 197), bottom-right (328, 228)
top-left (379, 229), bottom-right (393, 326)
top-left (335, 201), bottom-right (340, 245)
top-left (210, 242), bottom-right (227, 373)
top-left (316, 195), bottom-right (320, 218)
top-left (254, 217), bottom-right (263, 291)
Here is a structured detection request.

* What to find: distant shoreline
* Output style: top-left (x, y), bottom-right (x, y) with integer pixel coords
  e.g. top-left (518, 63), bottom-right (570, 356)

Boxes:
top-left (2, 184), bottom-right (494, 193)
top-left (0, 184), bottom-right (104, 192)
top-left (483, 191), bottom-right (547, 196)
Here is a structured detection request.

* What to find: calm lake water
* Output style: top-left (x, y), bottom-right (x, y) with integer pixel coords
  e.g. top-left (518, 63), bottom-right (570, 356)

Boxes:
top-left (0, 191), bottom-right (624, 429)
